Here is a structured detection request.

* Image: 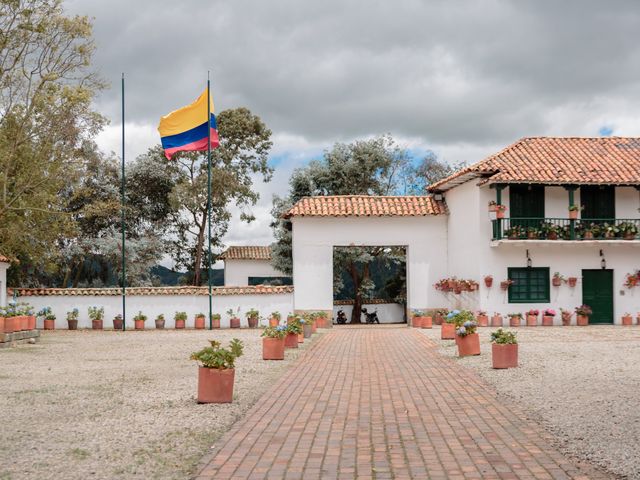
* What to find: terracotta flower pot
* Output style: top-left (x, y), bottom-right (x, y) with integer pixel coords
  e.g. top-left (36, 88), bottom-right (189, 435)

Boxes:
top-left (284, 332), bottom-right (298, 348)
top-left (492, 343), bottom-right (518, 369)
top-left (421, 316), bottom-right (433, 329)
top-left (542, 315), bottom-right (554, 326)
top-left (297, 332), bottom-right (304, 343)
top-left (583, 231), bottom-right (594, 239)
top-left (413, 316), bottom-right (423, 328)
top-left (6, 316), bottom-right (18, 332)
top-left (303, 323), bottom-right (312, 338)
top-left (457, 333), bottom-right (480, 357)
top-left (569, 210), bottom-right (578, 220)
top-left (247, 316), bottom-right (259, 329)
top-left (155, 319), bottom-right (165, 329)
top-left (175, 319), bottom-right (186, 329)
top-left (269, 317), bottom-right (279, 327)
top-left (434, 313), bottom-right (444, 325)
top-left (194, 316), bottom-right (206, 329)
top-left (197, 367), bottom-right (234, 403)
top-left (92, 319), bottom-right (103, 330)
top-left (484, 277), bottom-right (493, 288)
top-left (561, 313), bottom-right (572, 326)
top-left (262, 337), bottom-right (285, 360)
top-left (496, 210), bottom-right (505, 219)
top-left (500, 281), bottom-right (510, 291)
top-left (509, 316), bottom-right (521, 327)
top-left (568, 277), bottom-right (577, 287)
top-left (547, 232), bottom-right (558, 240)
top-left (490, 315), bottom-right (503, 327)
top-left (67, 319), bottom-right (78, 330)
top-left (526, 315), bottom-right (537, 327)
top-left (0, 317), bottom-right (5, 333)
top-left (230, 317), bottom-right (241, 329)
top-left (20, 316), bottom-right (29, 330)
top-left (28, 316), bottom-right (36, 330)
top-left (637, 315), bottom-right (640, 326)
top-left (211, 318), bottom-right (221, 329)
top-left (622, 315), bottom-right (633, 326)
top-left (477, 315), bottom-right (489, 327)
top-left (134, 319), bottom-right (145, 330)
top-left (576, 314), bottom-right (589, 326)
top-left (44, 319), bottom-right (55, 330)
top-left (113, 318), bottom-right (123, 330)
top-left (552, 278), bottom-right (562, 287)
top-left (441, 323), bottom-right (455, 340)
top-left (311, 320), bottom-right (317, 333)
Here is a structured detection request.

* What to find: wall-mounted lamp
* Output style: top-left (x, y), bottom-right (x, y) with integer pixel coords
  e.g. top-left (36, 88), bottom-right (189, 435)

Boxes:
top-left (526, 249), bottom-right (532, 268)
top-left (600, 249), bottom-right (606, 270)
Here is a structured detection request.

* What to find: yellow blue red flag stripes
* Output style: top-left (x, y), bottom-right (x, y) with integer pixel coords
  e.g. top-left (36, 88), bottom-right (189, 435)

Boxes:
top-left (158, 89), bottom-right (219, 160)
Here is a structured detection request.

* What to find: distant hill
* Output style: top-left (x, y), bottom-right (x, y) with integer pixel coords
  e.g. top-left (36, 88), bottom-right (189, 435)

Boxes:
top-left (151, 265), bottom-right (224, 286)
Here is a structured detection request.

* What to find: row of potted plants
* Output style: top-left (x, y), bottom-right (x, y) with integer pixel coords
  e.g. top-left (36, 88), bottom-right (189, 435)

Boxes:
top-left (502, 221), bottom-right (638, 240)
top-left (434, 278), bottom-right (479, 294)
top-left (0, 302), bottom-right (36, 333)
top-left (191, 312), bottom-right (328, 403)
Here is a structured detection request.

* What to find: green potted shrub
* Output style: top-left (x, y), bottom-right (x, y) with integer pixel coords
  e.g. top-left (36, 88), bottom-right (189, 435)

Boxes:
top-left (113, 314), bottom-right (124, 330)
top-left (174, 311), bottom-right (187, 329)
top-left (455, 318), bottom-right (480, 357)
top-left (507, 312), bottom-right (522, 327)
top-left (559, 308), bottom-right (572, 326)
top-left (269, 311), bottom-right (281, 327)
top-left (261, 325), bottom-right (287, 360)
top-left (211, 313), bottom-right (221, 329)
top-left (38, 307), bottom-right (56, 330)
top-left (475, 310), bottom-right (488, 327)
top-left (618, 222), bottom-right (638, 240)
top-left (88, 306), bottom-right (104, 330)
top-left (155, 314), bottom-right (165, 329)
top-left (568, 204), bottom-right (580, 220)
top-left (246, 308), bottom-right (259, 328)
top-left (284, 321), bottom-right (301, 348)
top-left (441, 310), bottom-right (462, 339)
top-left (133, 311), bottom-right (147, 330)
top-left (542, 308), bottom-right (555, 326)
top-left (575, 304), bottom-right (592, 326)
top-left (191, 339), bottom-right (244, 403)
top-left (227, 308), bottom-right (241, 329)
top-left (66, 308), bottom-right (79, 330)
top-left (490, 312), bottom-right (503, 327)
top-left (490, 329), bottom-right (518, 368)
top-left (194, 312), bottom-right (206, 330)
top-left (552, 272), bottom-right (564, 287)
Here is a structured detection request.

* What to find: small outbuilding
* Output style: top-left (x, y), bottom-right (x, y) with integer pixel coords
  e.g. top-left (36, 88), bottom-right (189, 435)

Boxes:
top-left (220, 246), bottom-right (290, 286)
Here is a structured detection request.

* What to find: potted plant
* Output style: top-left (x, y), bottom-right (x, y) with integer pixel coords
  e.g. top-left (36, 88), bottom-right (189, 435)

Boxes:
top-left (284, 321), bottom-right (301, 348)
top-left (602, 222), bottom-right (619, 239)
top-left (301, 314), bottom-right (313, 338)
top-left (66, 309), bottom-right (79, 330)
top-left (507, 312), bottom-right (522, 327)
top-left (488, 200), bottom-right (498, 212)
top-left (624, 271), bottom-right (640, 288)
top-left (441, 310), bottom-right (459, 339)
top-left (433, 309), bottom-right (447, 325)
top-left (526, 226), bottom-right (539, 239)
top-left (495, 204), bottom-right (507, 219)
top-left (575, 305), bottom-right (592, 326)
top-left (269, 311), bottom-right (281, 327)
top-left (476, 310), bottom-right (489, 327)
top-left (490, 313), bottom-right (503, 327)
top-left (484, 275), bottom-right (493, 288)
top-left (552, 272), bottom-right (564, 287)
top-left (567, 276), bottom-right (578, 288)
top-left (541, 221), bottom-right (560, 240)
top-left (525, 309), bottom-right (538, 327)
top-left (174, 311), bottom-right (187, 329)
top-left (621, 313), bottom-right (633, 326)
top-left (559, 308), bottom-right (573, 326)
top-left (191, 339), bottom-right (244, 403)
top-left (455, 319), bottom-right (480, 357)
top-left (133, 311), bottom-right (147, 330)
top-left (211, 313), bottom-right (221, 329)
top-left (228, 308), bottom-right (241, 329)
top-left (568, 204), bottom-right (580, 220)
top-left (491, 329), bottom-right (518, 369)
top-left (39, 307), bottom-right (56, 330)
top-left (618, 221), bottom-right (638, 240)
top-left (155, 314), bottom-right (166, 329)
top-left (500, 279), bottom-right (514, 291)
top-left (246, 308), bottom-right (259, 329)
top-left (261, 325), bottom-right (287, 360)
top-left (505, 225), bottom-right (524, 240)
top-left (542, 309), bottom-right (555, 326)
top-left (113, 314), bottom-right (123, 330)
top-left (88, 306), bottom-right (104, 330)
top-left (194, 313), bottom-right (206, 330)
top-left (21, 303), bottom-right (35, 330)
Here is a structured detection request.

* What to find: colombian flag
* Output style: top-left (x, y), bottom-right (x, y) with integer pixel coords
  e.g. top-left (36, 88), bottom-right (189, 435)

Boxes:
top-left (158, 89), bottom-right (220, 160)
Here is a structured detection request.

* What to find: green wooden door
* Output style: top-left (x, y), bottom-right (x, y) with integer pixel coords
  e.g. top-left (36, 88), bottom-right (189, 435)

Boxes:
top-left (582, 269), bottom-right (614, 324)
top-left (580, 186), bottom-right (615, 220)
top-left (509, 185), bottom-right (544, 230)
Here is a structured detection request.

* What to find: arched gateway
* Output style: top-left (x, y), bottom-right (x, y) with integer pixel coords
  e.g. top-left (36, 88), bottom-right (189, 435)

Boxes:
top-left (284, 195), bottom-right (449, 324)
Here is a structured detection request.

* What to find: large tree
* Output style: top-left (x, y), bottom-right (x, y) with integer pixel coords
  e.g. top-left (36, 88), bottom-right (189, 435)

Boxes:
top-left (0, 0), bottom-right (105, 284)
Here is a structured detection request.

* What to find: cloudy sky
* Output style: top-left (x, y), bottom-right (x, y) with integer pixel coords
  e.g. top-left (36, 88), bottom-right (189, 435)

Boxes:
top-left (66, 0), bottom-right (640, 254)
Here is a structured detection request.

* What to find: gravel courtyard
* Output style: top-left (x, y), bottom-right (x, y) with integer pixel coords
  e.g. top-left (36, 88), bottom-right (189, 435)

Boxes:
top-left (421, 325), bottom-right (640, 480)
top-left (0, 329), bottom-right (314, 480)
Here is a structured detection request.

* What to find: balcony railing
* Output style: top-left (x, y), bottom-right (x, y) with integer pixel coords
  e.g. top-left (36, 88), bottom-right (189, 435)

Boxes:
top-left (492, 217), bottom-right (640, 241)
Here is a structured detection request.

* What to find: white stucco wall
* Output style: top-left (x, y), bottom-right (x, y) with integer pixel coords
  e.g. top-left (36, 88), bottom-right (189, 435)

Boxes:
top-left (0, 261), bottom-right (8, 307)
top-left (332, 303), bottom-right (405, 324)
top-left (17, 292), bottom-right (293, 329)
top-left (291, 216), bottom-right (448, 313)
top-left (224, 259), bottom-right (282, 286)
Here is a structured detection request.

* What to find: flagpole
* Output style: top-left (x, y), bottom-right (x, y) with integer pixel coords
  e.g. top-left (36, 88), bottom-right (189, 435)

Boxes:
top-left (121, 73), bottom-right (126, 331)
top-left (207, 72), bottom-right (213, 329)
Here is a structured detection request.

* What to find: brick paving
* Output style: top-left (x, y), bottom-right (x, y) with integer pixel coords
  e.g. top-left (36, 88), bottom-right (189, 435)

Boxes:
top-left (195, 326), bottom-right (612, 480)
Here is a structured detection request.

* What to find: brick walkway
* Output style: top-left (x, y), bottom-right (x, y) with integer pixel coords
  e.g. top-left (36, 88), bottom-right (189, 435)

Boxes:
top-left (195, 326), bottom-right (610, 480)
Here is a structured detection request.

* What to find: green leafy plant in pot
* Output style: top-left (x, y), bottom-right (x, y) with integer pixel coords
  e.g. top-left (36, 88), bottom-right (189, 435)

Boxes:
top-left (66, 308), bottom-right (79, 330)
top-left (246, 308), bottom-right (260, 328)
top-left (155, 314), bottom-right (165, 329)
top-left (88, 306), bottom-right (104, 330)
top-left (191, 339), bottom-right (244, 403)
top-left (490, 328), bottom-right (518, 368)
top-left (261, 325), bottom-right (287, 360)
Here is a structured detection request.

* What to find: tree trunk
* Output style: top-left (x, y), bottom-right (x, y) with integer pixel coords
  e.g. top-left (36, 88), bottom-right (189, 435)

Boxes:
top-left (349, 263), bottom-right (362, 324)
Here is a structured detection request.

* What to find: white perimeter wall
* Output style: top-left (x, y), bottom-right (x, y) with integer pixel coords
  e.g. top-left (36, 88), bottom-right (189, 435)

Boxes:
top-left (332, 303), bottom-right (405, 324)
top-left (20, 292), bottom-right (293, 329)
top-left (224, 259), bottom-right (281, 286)
top-left (292, 216), bottom-right (448, 313)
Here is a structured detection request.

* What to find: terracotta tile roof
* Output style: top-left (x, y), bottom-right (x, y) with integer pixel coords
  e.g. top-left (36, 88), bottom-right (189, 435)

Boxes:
top-left (8, 285), bottom-right (293, 297)
top-left (219, 246), bottom-right (272, 261)
top-left (284, 195), bottom-right (448, 218)
top-left (429, 137), bottom-right (640, 192)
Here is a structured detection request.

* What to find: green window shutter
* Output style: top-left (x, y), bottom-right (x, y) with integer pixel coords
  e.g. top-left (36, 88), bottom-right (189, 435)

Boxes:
top-left (509, 185), bottom-right (545, 218)
top-left (508, 267), bottom-right (550, 303)
top-left (580, 186), bottom-right (615, 219)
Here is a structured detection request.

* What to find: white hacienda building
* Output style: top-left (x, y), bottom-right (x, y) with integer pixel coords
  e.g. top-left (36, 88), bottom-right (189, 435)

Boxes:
top-left (288, 137), bottom-right (640, 325)
top-left (220, 246), bottom-right (288, 287)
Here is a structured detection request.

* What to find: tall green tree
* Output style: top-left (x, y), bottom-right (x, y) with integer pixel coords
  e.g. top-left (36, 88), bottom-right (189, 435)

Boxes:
top-left (0, 0), bottom-right (105, 284)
